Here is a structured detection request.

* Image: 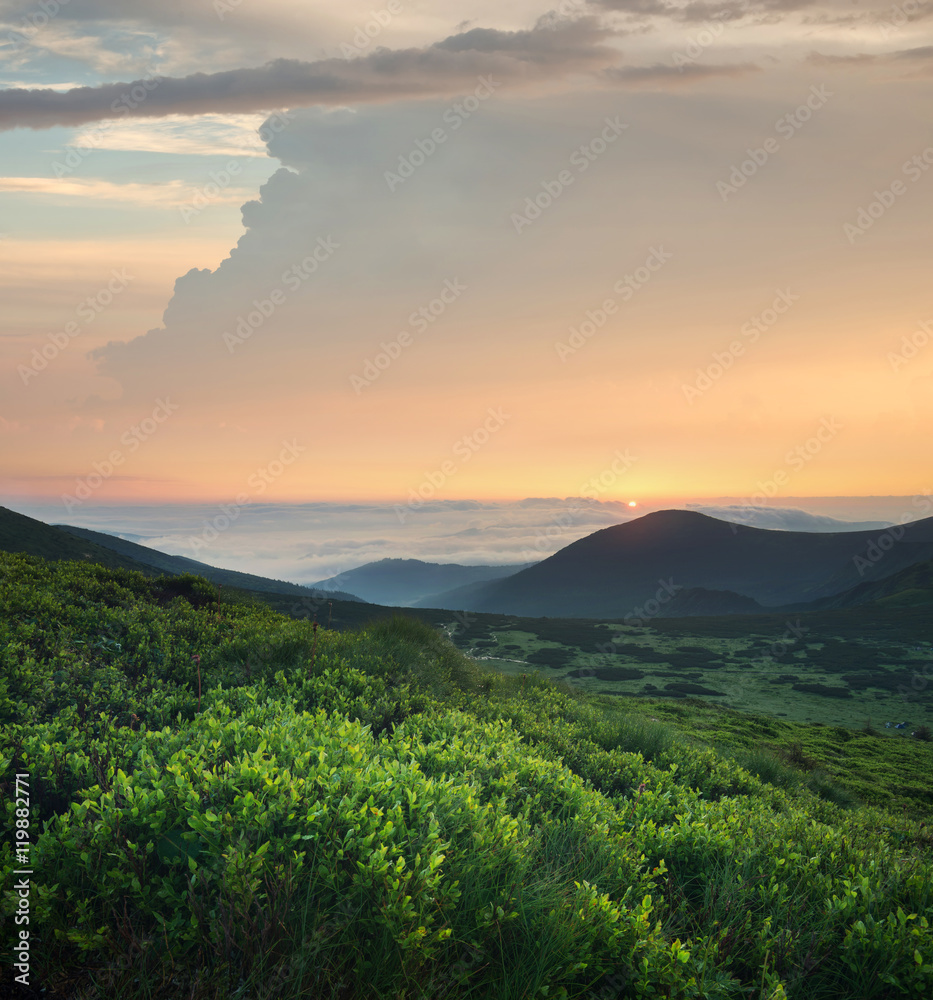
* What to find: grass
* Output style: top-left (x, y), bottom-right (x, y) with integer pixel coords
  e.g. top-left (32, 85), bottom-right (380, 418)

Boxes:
top-left (2, 552), bottom-right (933, 999)
top-left (444, 615), bottom-right (933, 734)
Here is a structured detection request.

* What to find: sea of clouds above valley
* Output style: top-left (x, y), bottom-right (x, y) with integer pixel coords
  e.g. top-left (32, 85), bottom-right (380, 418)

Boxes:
top-left (12, 496), bottom-right (915, 587)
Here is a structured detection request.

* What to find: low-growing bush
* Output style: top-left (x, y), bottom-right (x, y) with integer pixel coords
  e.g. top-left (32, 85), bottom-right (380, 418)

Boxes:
top-left (525, 646), bottom-right (574, 669)
top-left (663, 682), bottom-right (726, 697)
top-left (566, 666), bottom-right (645, 682)
top-left (2, 552), bottom-right (932, 1000)
top-left (792, 682), bottom-right (852, 699)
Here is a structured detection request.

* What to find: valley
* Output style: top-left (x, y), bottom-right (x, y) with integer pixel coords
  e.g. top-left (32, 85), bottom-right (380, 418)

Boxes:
top-left (441, 609), bottom-right (933, 731)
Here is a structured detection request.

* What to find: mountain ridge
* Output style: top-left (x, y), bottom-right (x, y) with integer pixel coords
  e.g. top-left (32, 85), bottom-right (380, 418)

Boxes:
top-left (0, 506), bottom-right (364, 601)
top-left (310, 556), bottom-right (534, 607)
top-left (416, 509), bottom-right (933, 618)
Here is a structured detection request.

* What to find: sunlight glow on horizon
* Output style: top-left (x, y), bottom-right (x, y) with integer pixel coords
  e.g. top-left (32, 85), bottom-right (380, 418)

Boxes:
top-left (1, 5), bottom-right (930, 507)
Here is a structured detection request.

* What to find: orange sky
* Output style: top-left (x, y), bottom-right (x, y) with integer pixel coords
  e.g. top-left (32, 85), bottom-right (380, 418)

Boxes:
top-left (1, 4), bottom-right (931, 509)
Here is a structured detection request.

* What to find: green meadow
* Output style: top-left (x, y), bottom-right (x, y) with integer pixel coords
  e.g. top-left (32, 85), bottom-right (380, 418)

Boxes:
top-left (2, 551), bottom-right (932, 999)
top-left (449, 614), bottom-right (933, 738)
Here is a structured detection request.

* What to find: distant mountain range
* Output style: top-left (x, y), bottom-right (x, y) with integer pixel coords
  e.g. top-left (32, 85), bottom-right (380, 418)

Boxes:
top-left (0, 507), bottom-right (363, 601)
top-left (5, 504), bottom-right (933, 624)
top-left (413, 510), bottom-right (933, 618)
top-left (644, 557), bottom-right (933, 618)
top-left (787, 556), bottom-right (933, 612)
top-left (310, 558), bottom-right (534, 607)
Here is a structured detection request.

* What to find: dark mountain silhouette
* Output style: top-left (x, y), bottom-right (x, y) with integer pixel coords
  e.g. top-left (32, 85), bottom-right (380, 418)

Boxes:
top-left (660, 587), bottom-right (766, 616)
top-left (310, 557), bottom-right (534, 607)
top-left (417, 510), bottom-right (933, 619)
top-left (654, 558), bottom-right (933, 617)
top-left (787, 557), bottom-right (933, 612)
top-left (1, 505), bottom-right (158, 574)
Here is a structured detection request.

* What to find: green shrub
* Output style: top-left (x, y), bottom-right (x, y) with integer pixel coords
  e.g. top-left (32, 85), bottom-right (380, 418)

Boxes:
top-left (2, 552), bottom-right (932, 1000)
top-left (792, 682), bottom-right (852, 699)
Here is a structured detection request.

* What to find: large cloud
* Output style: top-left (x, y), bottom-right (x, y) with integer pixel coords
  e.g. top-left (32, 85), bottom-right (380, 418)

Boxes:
top-left (687, 504), bottom-right (893, 532)
top-left (66, 55), bottom-right (932, 512)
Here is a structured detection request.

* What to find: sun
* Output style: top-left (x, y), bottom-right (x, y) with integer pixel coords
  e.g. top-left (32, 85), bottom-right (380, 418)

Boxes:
top-left (627, 501), bottom-right (637, 507)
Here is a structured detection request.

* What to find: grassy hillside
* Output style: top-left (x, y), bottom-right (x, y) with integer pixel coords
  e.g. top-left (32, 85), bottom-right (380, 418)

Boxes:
top-left (16, 501), bottom-right (923, 746)
top-left (56, 523), bottom-right (364, 600)
top-left (2, 552), bottom-right (932, 1000)
top-left (0, 504), bottom-right (159, 575)
top-left (0, 506), bottom-right (364, 601)
top-left (796, 558), bottom-right (933, 611)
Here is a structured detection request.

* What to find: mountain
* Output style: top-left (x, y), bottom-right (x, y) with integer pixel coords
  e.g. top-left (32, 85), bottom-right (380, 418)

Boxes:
top-left (0, 506), bottom-right (363, 601)
top-left (641, 559), bottom-right (933, 617)
top-left (0, 505), bottom-right (162, 574)
top-left (658, 587), bottom-right (766, 617)
top-left (310, 557), bottom-right (534, 607)
top-left (424, 509), bottom-right (933, 618)
top-left (788, 557), bottom-right (933, 612)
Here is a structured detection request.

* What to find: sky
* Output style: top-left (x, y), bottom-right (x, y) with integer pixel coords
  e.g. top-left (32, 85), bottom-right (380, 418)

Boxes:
top-left (1, 0), bottom-right (932, 536)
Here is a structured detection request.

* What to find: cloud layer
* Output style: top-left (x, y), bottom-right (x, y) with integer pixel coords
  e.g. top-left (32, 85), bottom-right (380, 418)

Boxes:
top-left (12, 498), bottom-right (915, 585)
top-left (0, 18), bottom-right (618, 130)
